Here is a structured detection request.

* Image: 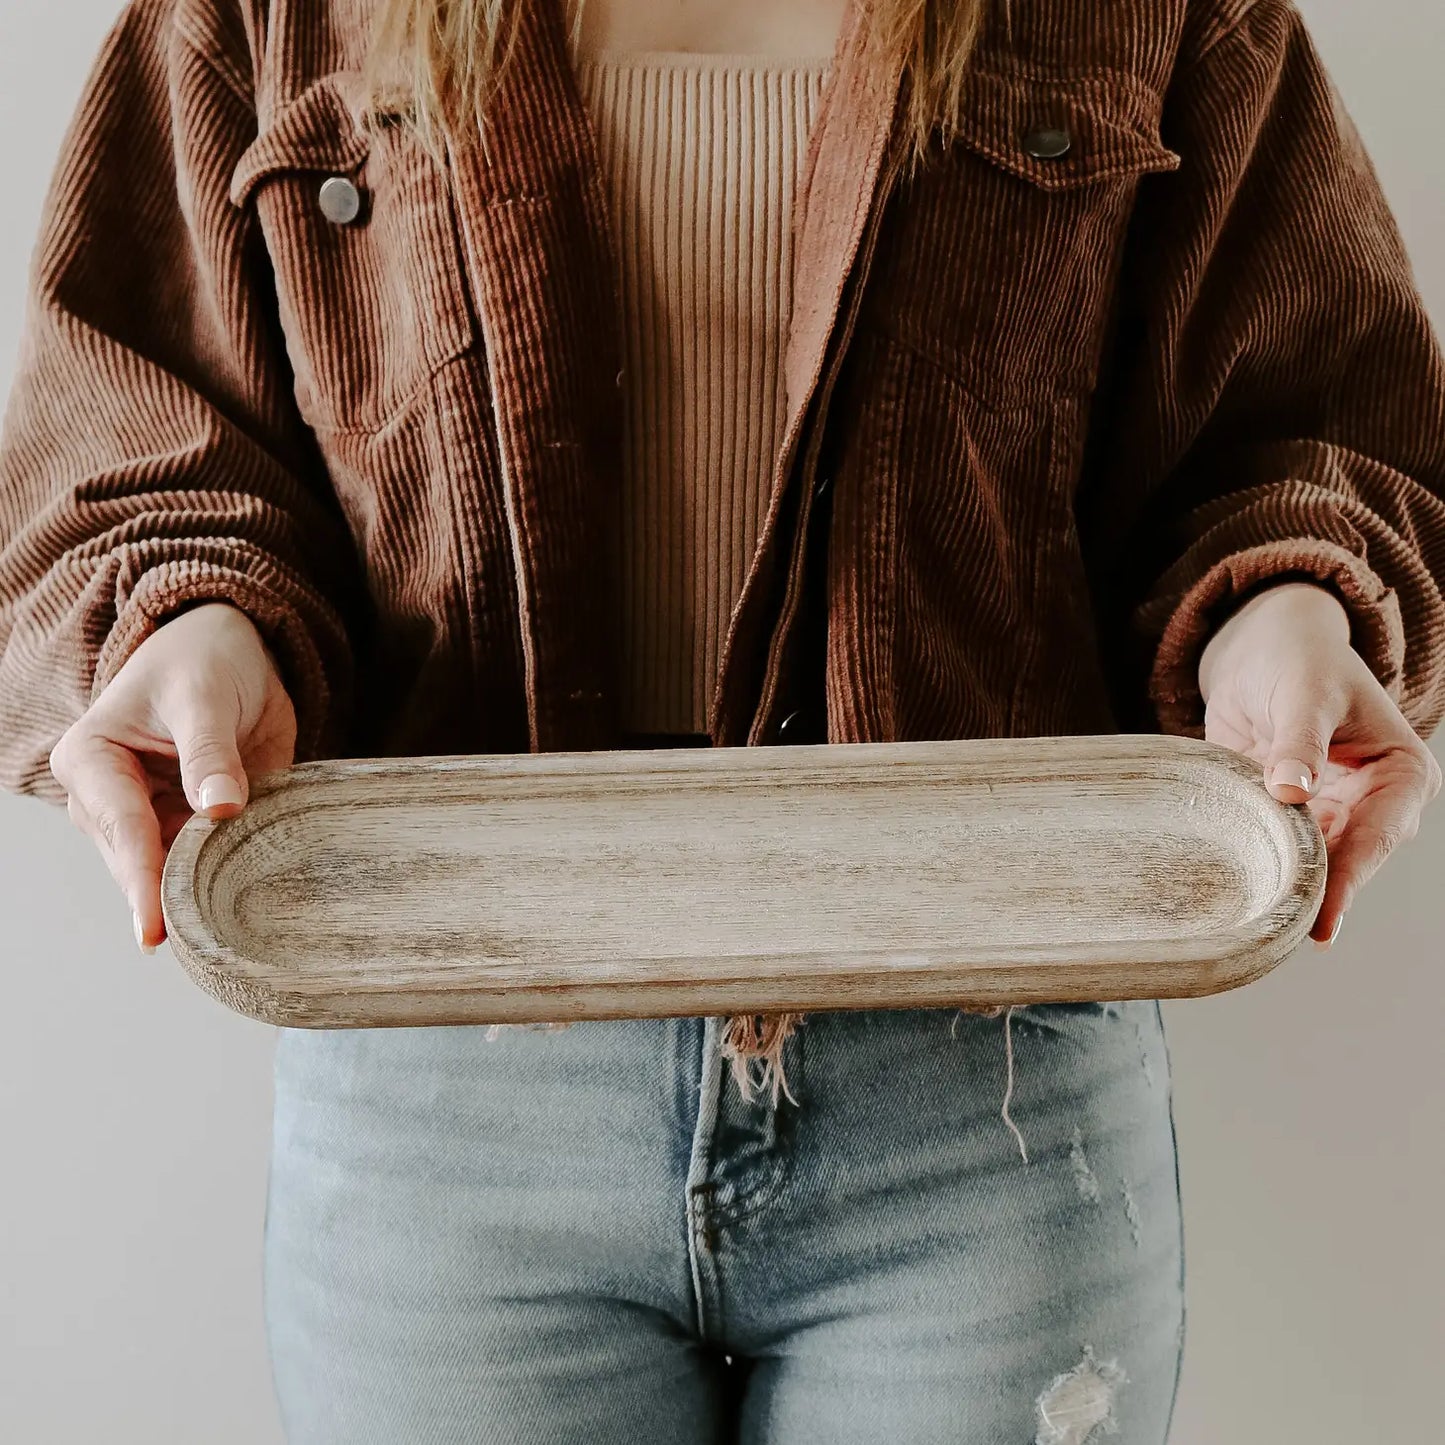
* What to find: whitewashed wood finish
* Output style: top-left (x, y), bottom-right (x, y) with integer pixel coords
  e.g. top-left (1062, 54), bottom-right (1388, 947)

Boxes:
top-left (159, 734), bottom-right (1326, 1028)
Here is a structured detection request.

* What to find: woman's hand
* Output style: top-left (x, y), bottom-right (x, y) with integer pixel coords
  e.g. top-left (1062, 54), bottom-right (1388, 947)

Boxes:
top-left (1197, 580), bottom-right (1441, 946)
top-left (47, 602), bottom-right (297, 953)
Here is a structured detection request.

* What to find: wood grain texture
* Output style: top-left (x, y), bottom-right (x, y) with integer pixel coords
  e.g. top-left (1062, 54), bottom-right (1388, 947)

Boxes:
top-left (159, 735), bottom-right (1327, 1028)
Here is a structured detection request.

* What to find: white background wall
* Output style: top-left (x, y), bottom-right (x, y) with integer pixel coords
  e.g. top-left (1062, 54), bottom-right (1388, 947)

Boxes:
top-left (1, 2), bottom-right (1441, 1440)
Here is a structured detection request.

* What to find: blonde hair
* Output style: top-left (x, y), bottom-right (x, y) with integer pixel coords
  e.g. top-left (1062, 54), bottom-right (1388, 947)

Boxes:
top-left (362, 0), bottom-right (989, 180)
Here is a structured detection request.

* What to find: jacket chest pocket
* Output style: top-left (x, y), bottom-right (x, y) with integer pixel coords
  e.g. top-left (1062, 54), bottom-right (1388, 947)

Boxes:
top-left (857, 63), bottom-right (1181, 406)
top-left (230, 72), bottom-right (479, 432)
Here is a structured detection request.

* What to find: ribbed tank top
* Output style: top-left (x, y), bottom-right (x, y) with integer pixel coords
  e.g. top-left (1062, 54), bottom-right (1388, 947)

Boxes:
top-left (572, 51), bottom-right (832, 735)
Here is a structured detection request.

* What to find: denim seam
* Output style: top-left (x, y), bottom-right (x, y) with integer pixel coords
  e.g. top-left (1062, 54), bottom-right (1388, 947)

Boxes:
top-left (683, 1015), bottom-right (726, 1341)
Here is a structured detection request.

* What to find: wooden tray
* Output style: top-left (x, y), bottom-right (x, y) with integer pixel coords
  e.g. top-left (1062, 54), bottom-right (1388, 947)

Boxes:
top-left (160, 734), bottom-right (1326, 1028)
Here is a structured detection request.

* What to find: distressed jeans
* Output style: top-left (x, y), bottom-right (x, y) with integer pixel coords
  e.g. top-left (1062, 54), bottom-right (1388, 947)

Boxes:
top-left (265, 1000), bottom-right (1185, 1443)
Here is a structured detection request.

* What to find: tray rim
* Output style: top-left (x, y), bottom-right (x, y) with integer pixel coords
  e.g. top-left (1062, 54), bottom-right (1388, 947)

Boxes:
top-left (160, 733), bottom-right (1327, 1028)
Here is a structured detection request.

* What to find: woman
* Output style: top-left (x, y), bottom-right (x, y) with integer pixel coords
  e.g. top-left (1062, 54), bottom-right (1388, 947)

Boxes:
top-left (1, 0), bottom-right (1441, 1439)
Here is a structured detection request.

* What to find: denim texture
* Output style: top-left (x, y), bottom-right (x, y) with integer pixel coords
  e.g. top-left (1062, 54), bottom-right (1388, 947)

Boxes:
top-left (265, 1000), bottom-right (1184, 1442)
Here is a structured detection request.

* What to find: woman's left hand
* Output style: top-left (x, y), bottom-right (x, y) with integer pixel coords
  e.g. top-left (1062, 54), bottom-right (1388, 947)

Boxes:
top-left (1197, 579), bottom-right (1442, 946)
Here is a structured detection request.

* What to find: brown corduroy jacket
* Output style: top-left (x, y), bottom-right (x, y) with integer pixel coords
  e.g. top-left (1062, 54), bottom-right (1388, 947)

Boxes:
top-left (2, 0), bottom-right (1444, 801)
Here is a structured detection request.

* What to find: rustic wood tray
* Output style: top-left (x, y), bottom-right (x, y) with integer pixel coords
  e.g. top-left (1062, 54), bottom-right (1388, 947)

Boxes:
top-left (160, 734), bottom-right (1326, 1028)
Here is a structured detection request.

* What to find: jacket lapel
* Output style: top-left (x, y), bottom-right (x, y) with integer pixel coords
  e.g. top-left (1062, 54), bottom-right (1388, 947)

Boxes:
top-left (782, 0), bottom-right (904, 437)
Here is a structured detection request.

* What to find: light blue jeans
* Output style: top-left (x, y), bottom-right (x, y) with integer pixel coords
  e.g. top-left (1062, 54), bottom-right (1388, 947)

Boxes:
top-left (264, 1000), bottom-right (1185, 1443)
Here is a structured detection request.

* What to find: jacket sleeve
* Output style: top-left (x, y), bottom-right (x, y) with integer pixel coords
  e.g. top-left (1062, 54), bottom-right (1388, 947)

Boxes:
top-left (1092, 0), bottom-right (1445, 741)
top-left (0, 0), bottom-right (363, 803)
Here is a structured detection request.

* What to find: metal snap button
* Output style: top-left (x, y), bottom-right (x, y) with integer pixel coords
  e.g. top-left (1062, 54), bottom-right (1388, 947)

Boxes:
top-left (1021, 125), bottom-right (1072, 160)
top-left (775, 708), bottom-right (810, 744)
top-left (318, 175), bottom-right (363, 225)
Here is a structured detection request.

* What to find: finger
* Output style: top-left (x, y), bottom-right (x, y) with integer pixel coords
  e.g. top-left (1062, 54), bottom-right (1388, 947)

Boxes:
top-left (1311, 768), bottom-right (1428, 944)
top-left (69, 790), bottom-right (167, 951)
top-left (57, 734), bottom-right (167, 948)
top-left (157, 679), bottom-right (250, 817)
top-left (1310, 871), bottom-right (1348, 948)
top-left (1264, 678), bottom-right (1345, 804)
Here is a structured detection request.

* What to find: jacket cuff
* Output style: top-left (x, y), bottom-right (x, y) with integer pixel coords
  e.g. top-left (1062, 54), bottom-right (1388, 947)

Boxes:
top-left (1144, 538), bottom-right (1405, 737)
top-left (91, 558), bottom-right (348, 764)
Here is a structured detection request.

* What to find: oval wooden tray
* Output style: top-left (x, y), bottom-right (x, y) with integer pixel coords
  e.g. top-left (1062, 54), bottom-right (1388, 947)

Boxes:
top-left (160, 734), bottom-right (1326, 1028)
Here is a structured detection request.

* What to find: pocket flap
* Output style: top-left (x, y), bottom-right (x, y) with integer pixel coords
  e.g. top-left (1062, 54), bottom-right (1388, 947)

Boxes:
top-left (230, 72), bottom-right (374, 208)
top-left (953, 65), bottom-right (1181, 190)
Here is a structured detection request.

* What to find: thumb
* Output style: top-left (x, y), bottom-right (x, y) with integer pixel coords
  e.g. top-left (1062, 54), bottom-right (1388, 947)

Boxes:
top-left (1264, 686), bottom-right (1337, 804)
top-left (163, 683), bottom-right (251, 817)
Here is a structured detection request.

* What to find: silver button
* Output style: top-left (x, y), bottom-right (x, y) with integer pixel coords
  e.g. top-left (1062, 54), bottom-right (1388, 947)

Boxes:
top-left (318, 176), bottom-right (362, 225)
top-left (1021, 126), bottom-right (1072, 160)
top-left (775, 708), bottom-right (811, 744)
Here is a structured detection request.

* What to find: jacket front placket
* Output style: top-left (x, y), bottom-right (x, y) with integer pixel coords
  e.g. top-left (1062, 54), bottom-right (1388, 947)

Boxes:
top-left (443, 0), bottom-right (627, 754)
top-left (708, 0), bottom-right (909, 746)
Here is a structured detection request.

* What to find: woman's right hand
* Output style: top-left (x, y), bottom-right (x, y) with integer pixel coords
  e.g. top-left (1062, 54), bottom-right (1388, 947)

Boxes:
top-left (47, 601), bottom-right (298, 953)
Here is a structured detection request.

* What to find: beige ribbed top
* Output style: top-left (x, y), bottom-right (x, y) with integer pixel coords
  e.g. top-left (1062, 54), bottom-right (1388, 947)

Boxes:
top-left (573, 51), bottom-right (832, 734)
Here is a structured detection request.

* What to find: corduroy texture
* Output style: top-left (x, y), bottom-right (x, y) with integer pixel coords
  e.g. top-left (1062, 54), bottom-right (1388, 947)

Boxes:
top-left (3, 0), bottom-right (1445, 1106)
top-left (573, 52), bottom-right (831, 735)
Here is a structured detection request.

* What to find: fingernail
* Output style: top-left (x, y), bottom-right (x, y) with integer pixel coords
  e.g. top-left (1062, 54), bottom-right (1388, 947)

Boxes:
top-left (1312, 915), bottom-right (1344, 950)
top-left (199, 773), bottom-right (244, 811)
top-left (134, 910), bottom-right (156, 956)
top-left (1269, 759), bottom-right (1314, 795)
